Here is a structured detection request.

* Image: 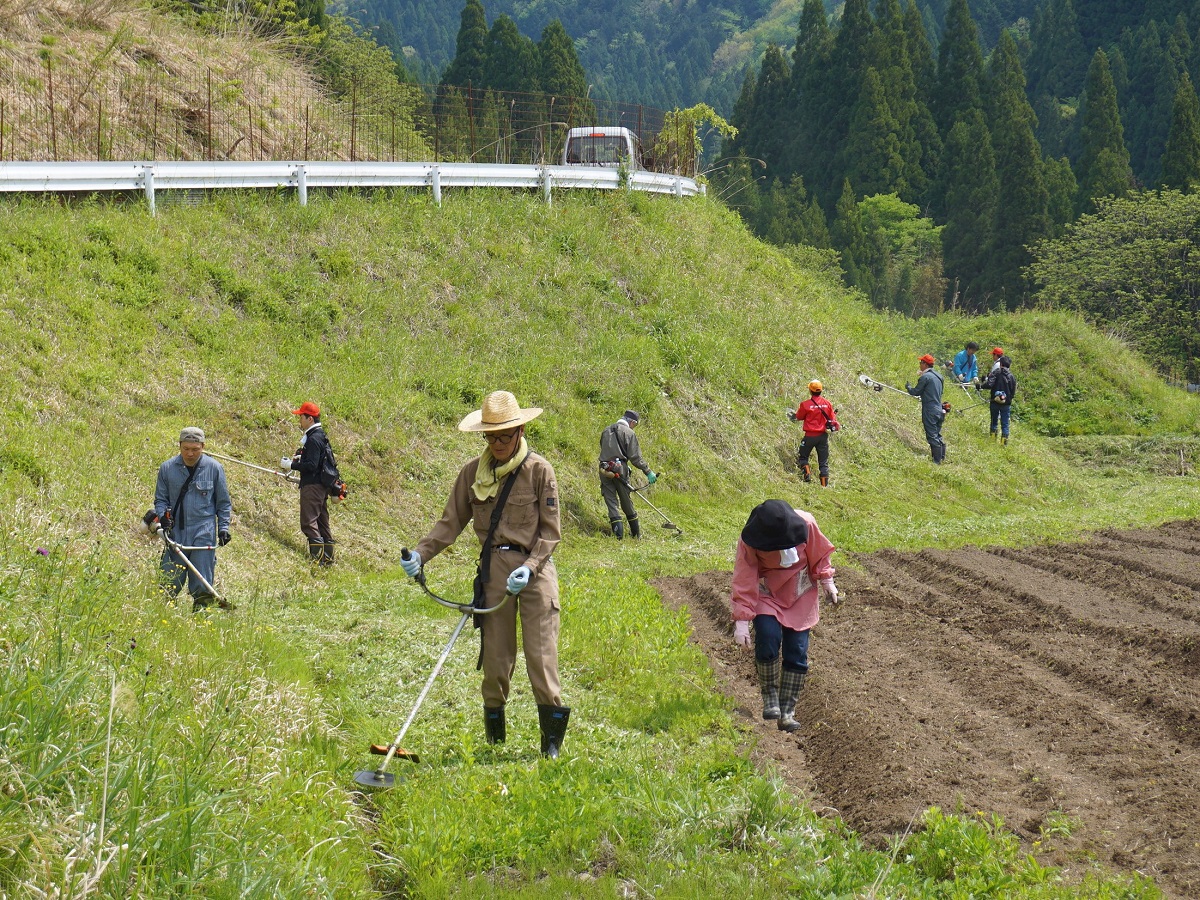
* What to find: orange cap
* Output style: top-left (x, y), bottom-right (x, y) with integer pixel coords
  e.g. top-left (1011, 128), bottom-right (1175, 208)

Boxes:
top-left (291, 401), bottom-right (320, 417)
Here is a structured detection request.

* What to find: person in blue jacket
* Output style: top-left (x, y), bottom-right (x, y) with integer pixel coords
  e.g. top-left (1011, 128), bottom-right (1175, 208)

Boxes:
top-left (153, 426), bottom-right (232, 609)
top-left (951, 341), bottom-right (979, 384)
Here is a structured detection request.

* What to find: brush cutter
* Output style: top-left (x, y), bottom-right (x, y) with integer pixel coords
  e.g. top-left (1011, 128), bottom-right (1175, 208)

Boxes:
top-left (627, 477), bottom-right (683, 534)
top-left (206, 451), bottom-right (300, 487)
top-left (353, 549), bottom-right (513, 790)
top-left (141, 514), bottom-right (225, 606)
top-left (857, 374), bottom-right (916, 397)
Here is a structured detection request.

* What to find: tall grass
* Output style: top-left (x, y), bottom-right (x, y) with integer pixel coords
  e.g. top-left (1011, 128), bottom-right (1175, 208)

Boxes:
top-left (0, 188), bottom-right (1193, 896)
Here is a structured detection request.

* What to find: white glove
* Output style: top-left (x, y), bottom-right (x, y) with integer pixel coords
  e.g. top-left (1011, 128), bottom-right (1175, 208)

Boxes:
top-left (733, 620), bottom-right (752, 649)
top-left (506, 566), bottom-right (531, 594)
top-left (400, 550), bottom-right (422, 578)
top-left (281, 457), bottom-right (294, 470)
top-left (820, 578), bottom-right (839, 605)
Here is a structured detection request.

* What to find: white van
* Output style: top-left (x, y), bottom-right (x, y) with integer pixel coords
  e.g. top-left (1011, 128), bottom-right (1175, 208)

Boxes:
top-left (561, 126), bottom-right (642, 168)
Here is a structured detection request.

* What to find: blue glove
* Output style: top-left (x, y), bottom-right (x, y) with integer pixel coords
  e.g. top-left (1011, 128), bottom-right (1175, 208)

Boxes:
top-left (647, 471), bottom-right (657, 485)
top-left (400, 550), bottom-right (422, 578)
top-left (507, 566), bottom-right (531, 594)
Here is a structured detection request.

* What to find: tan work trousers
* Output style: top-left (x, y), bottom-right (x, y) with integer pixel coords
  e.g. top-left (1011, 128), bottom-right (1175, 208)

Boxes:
top-left (479, 547), bottom-right (561, 708)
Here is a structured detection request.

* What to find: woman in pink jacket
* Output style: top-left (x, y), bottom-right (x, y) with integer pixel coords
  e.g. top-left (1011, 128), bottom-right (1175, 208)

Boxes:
top-left (731, 500), bottom-right (838, 732)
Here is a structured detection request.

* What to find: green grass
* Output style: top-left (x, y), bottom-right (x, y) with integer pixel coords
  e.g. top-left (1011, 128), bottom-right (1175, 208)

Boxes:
top-left (0, 188), bottom-right (1192, 897)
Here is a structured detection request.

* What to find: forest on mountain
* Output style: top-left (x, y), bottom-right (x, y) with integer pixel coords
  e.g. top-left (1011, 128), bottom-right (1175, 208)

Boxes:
top-left (712, 0), bottom-right (1200, 380)
top-left (348, 0), bottom-right (1038, 111)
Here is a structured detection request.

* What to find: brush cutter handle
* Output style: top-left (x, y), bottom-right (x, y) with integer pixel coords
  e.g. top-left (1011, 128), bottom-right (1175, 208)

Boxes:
top-left (400, 547), bottom-right (513, 615)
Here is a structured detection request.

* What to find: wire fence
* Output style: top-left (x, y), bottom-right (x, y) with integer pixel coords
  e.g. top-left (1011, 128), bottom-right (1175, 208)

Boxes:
top-left (0, 53), bottom-right (697, 173)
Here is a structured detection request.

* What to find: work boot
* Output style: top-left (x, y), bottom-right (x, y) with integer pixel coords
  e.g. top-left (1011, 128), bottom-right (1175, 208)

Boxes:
top-left (484, 705), bottom-right (506, 744)
top-left (755, 656), bottom-right (781, 720)
top-left (629, 516), bottom-right (641, 539)
top-left (1000, 435), bottom-right (1008, 446)
top-left (777, 668), bottom-right (806, 733)
top-left (537, 704), bottom-right (571, 758)
top-left (990, 431), bottom-right (998, 441)
top-left (611, 520), bottom-right (624, 540)
top-left (801, 463), bottom-right (812, 483)
top-left (191, 592), bottom-right (216, 612)
top-left (819, 474), bottom-right (829, 487)
top-left (319, 543), bottom-right (334, 567)
top-left (308, 542), bottom-right (323, 563)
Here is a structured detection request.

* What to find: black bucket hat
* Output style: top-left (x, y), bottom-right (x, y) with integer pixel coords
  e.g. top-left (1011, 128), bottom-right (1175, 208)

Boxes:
top-left (741, 500), bottom-right (808, 551)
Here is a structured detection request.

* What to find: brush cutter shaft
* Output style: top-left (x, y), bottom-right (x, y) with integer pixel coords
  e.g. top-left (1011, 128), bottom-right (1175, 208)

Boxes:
top-left (858, 374), bottom-right (915, 397)
top-left (375, 611), bottom-right (470, 774)
top-left (206, 452), bottom-right (299, 484)
top-left (629, 486), bottom-right (683, 533)
top-left (156, 528), bottom-right (222, 601)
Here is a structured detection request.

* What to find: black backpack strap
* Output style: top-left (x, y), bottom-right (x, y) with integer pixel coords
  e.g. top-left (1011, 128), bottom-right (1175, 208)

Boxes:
top-left (168, 464), bottom-right (201, 535)
top-left (475, 453), bottom-right (529, 668)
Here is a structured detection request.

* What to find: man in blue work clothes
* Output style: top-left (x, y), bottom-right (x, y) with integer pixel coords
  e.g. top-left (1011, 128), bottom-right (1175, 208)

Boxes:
top-left (153, 426), bottom-right (232, 609)
top-left (907, 354), bottom-right (947, 464)
top-left (951, 341), bottom-right (979, 384)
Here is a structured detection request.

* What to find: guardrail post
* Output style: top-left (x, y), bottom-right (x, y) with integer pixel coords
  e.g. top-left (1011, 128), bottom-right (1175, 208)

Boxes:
top-left (431, 165), bottom-right (441, 206)
top-left (675, 176), bottom-right (683, 199)
top-left (542, 167), bottom-right (552, 205)
top-left (142, 165), bottom-right (156, 216)
top-left (295, 164), bottom-right (307, 206)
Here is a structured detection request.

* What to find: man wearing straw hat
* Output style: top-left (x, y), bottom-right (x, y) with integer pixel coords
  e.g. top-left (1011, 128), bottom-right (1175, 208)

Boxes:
top-left (400, 390), bottom-right (570, 758)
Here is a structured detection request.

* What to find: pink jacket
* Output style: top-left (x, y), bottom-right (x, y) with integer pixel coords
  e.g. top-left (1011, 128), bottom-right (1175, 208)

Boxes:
top-left (731, 509), bottom-right (835, 632)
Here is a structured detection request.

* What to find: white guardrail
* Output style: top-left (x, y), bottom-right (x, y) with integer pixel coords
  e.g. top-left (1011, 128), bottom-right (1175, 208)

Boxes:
top-left (0, 160), bottom-right (704, 214)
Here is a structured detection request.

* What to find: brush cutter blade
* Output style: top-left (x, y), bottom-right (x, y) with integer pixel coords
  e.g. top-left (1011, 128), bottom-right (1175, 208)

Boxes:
top-left (353, 769), bottom-right (398, 789)
top-left (369, 743), bottom-right (420, 763)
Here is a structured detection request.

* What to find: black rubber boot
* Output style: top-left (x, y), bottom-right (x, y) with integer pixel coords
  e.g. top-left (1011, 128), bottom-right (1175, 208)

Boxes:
top-left (611, 520), bottom-right (624, 540)
top-left (777, 669), bottom-right (807, 733)
top-left (538, 705), bottom-right (571, 758)
top-left (308, 542), bottom-right (323, 563)
top-left (319, 542), bottom-right (334, 567)
top-left (484, 705), bottom-right (506, 744)
top-left (191, 592), bottom-right (216, 612)
top-left (629, 516), bottom-right (641, 538)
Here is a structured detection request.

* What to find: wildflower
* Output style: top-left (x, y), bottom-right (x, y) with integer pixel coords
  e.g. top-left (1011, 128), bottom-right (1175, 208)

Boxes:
top-left (36, 547), bottom-right (48, 556)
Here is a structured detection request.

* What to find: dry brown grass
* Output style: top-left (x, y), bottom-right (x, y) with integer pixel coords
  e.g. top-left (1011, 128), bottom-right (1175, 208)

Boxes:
top-left (0, 0), bottom-right (417, 161)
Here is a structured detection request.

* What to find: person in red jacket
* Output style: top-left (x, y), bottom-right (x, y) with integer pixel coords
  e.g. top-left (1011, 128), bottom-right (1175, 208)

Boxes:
top-left (789, 380), bottom-right (840, 486)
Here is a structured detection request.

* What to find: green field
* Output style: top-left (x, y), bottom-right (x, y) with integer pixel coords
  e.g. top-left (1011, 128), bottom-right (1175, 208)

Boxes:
top-left (0, 189), bottom-right (1192, 897)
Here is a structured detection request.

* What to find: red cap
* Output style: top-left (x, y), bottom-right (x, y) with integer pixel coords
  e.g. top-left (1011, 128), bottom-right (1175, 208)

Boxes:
top-left (291, 401), bottom-right (320, 417)
top-left (991, 347), bottom-right (1004, 357)
top-left (918, 354), bottom-right (936, 365)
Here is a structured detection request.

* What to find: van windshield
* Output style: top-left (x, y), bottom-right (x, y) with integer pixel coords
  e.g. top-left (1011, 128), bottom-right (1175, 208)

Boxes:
top-left (564, 135), bottom-right (632, 165)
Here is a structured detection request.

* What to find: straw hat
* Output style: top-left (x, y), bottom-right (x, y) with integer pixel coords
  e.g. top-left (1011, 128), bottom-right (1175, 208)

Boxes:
top-left (458, 390), bottom-right (543, 433)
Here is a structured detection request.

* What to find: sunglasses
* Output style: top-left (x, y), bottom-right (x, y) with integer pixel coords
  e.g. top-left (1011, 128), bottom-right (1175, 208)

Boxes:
top-left (483, 429), bottom-right (520, 445)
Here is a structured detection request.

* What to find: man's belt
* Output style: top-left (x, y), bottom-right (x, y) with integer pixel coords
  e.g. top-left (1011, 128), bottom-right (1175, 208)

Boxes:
top-left (494, 544), bottom-right (528, 553)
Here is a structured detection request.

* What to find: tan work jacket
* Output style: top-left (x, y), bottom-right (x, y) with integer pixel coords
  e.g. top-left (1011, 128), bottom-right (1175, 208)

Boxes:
top-left (415, 451), bottom-right (561, 576)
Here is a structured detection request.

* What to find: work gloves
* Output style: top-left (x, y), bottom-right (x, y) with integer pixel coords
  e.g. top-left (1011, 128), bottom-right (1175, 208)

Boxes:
top-left (820, 578), bottom-right (839, 605)
top-left (787, 410), bottom-right (797, 421)
top-left (218, 530), bottom-right (231, 547)
top-left (647, 471), bottom-right (658, 485)
top-left (507, 566), bottom-right (531, 594)
top-left (281, 457), bottom-right (294, 470)
top-left (400, 550), bottom-right (422, 578)
top-left (733, 620), bottom-right (752, 649)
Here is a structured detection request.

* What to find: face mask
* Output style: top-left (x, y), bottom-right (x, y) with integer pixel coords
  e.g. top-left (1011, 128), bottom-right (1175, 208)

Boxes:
top-left (779, 547), bottom-right (799, 568)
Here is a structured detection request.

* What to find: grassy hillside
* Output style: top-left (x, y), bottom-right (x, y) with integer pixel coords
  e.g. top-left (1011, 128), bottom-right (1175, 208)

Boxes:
top-left (0, 189), bottom-right (1194, 896)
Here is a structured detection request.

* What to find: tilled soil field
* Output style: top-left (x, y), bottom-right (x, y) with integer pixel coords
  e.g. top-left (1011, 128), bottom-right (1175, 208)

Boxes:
top-left (655, 519), bottom-right (1200, 898)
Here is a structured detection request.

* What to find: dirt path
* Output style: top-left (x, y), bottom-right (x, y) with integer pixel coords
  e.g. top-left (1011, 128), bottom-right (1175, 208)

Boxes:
top-left (654, 519), bottom-right (1200, 898)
